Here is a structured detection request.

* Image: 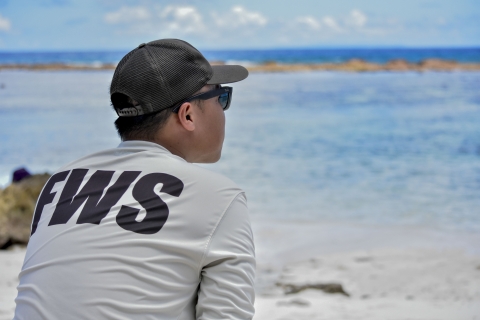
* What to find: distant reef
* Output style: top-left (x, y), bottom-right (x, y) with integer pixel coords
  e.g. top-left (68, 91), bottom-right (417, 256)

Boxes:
top-left (0, 63), bottom-right (117, 71)
top-left (246, 59), bottom-right (480, 72)
top-left (1, 59), bottom-right (480, 72)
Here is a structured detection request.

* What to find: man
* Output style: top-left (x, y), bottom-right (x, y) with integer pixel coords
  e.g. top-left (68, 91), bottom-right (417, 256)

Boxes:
top-left (14, 39), bottom-right (255, 320)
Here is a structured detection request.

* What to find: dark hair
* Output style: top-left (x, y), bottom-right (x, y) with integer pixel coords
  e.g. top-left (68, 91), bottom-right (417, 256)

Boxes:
top-left (112, 93), bottom-right (173, 141)
top-left (112, 92), bottom-right (204, 141)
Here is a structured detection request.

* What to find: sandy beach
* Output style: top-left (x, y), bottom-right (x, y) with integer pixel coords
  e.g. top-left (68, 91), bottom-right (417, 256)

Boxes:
top-left (2, 219), bottom-right (479, 320)
top-left (251, 219), bottom-right (480, 319)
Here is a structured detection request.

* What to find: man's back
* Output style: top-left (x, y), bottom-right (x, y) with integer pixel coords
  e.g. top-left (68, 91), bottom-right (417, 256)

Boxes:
top-left (14, 141), bottom-right (255, 319)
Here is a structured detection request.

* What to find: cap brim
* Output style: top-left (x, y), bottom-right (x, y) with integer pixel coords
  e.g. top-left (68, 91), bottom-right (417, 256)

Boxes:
top-left (207, 65), bottom-right (249, 84)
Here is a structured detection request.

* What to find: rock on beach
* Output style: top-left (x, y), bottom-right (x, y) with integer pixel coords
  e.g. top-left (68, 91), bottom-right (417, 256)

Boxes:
top-left (0, 173), bottom-right (50, 249)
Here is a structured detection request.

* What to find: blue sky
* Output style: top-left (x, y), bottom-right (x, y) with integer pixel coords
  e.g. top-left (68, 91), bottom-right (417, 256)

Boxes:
top-left (0, 0), bottom-right (479, 50)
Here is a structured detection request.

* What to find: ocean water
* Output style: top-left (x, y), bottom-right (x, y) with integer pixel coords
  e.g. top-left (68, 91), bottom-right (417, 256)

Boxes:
top-left (0, 70), bottom-right (479, 232)
top-left (0, 48), bottom-right (479, 65)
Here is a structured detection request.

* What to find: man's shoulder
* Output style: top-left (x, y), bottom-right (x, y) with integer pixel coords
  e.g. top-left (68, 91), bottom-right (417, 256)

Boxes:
top-left (184, 163), bottom-right (241, 190)
top-left (54, 142), bottom-right (243, 195)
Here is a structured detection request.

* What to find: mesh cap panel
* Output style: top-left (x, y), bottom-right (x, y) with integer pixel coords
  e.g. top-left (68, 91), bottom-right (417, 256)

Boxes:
top-left (110, 39), bottom-right (213, 116)
top-left (148, 40), bottom-right (212, 107)
top-left (111, 47), bottom-right (170, 114)
top-left (110, 38), bottom-right (248, 117)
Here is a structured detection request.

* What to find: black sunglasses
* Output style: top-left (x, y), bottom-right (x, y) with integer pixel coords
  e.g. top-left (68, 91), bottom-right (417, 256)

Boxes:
top-left (172, 86), bottom-right (232, 113)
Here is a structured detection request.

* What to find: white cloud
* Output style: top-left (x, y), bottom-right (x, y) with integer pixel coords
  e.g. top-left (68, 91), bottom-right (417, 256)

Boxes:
top-left (159, 6), bottom-right (206, 34)
top-left (322, 16), bottom-right (342, 31)
top-left (232, 6), bottom-right (267, 26)
top-left (0, 13), bottom-right (11, 32)
top-left (346, 9), bottom-right (367, 28)
top-left (296, 16), bottom-right (321, 30)
top-left (104, 5), bottom-right (205, 35)
top-left (294, 15), bottom-right (342, 32)
top-left (293, 10), bottom-right (370, 36)
top-left (104, 6), bottom-right (151, 24)
top-left (105, 5), bottom-right (266, 38)
top-left (213, 6), bottom-right (267, 28)
top-left (101, 5), bottom-right (392, 47)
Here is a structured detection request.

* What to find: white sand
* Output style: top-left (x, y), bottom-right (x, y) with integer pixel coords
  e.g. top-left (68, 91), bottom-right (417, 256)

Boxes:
top-left (254, 247), bottom-right (480, 320)
top-left (0, 247), bottom-right (25, 320)
top-left (252, 219), bottom-right (480, 320)
top-left (1, 219), bottom-right (480, 320)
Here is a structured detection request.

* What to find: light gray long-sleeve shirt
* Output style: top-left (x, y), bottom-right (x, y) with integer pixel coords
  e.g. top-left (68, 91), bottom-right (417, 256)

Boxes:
top-left (14, 140), bottom-right (255, 320)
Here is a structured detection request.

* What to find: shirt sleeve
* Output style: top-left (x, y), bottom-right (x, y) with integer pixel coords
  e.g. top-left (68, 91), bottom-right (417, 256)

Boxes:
top-left (196, 192), bottom-right (256, 320)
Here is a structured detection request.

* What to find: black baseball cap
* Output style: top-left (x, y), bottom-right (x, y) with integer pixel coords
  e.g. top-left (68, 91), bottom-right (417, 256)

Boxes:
top-left (110, 39), bottom-right (248, 117)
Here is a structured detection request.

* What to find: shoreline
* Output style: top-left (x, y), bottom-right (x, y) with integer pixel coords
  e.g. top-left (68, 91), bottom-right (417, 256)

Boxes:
top-left (1, 59), bottom-right (480, 72)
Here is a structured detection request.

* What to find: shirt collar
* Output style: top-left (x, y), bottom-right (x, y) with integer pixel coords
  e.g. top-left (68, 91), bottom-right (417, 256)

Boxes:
top-left (116, 140), bottom-right (186, 162)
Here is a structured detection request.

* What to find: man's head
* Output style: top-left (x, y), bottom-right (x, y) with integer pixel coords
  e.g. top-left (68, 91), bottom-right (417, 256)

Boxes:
top-left (110, 39), bottom-right (248, 163)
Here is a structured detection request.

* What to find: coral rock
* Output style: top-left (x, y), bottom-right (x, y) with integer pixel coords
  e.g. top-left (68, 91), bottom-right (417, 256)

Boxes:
top-left (0, 173), bottom-right (51, 249)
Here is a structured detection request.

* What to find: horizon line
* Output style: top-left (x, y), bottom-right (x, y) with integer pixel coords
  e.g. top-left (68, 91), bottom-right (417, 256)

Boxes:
top-left (0, 45), bottom-right (479, 53)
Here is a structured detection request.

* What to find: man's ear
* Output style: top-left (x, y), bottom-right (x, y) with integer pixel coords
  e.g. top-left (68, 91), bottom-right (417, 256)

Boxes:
top-left (176, 102), bottom-right (196, 132)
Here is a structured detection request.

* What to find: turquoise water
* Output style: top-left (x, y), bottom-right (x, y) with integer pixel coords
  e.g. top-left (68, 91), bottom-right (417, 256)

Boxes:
top-left (1, 70), bottom-right (479, 231)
